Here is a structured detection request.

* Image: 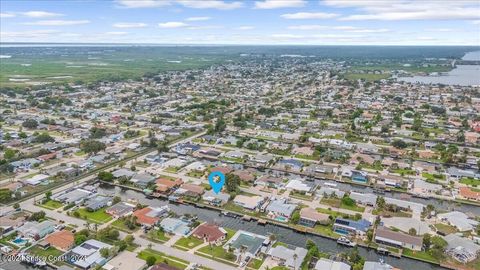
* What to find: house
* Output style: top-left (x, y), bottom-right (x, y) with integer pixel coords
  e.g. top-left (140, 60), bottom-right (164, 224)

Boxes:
top-left (351, 170), bottom-right (368, 184)
top-left (179, 183), bottom-right (204, 197)
top-left (85, 195), bottom-right (112, 211)
top-left (267, 245), bottom-right (308, 270)
top-left (211, 166), bottom-right (233, 175)
top-left (102, 250), bottom-right (146, 270)
top-left (251, 154), bottom-right (275, 167)
top-left (131, 173), bottom-right (156, 188)
top-left (233, 195), bottom-right (264, 211)
top-left (437, 211), bottom-right (479, 232)
top-left (292, 146), bottom-right (314, 156)
top-left (285, 179), bottom-right (314, 193)
top-left (255, 175), bottom-right (283, 188)
top-left (133, 206), bottom-right (169, 227)
top-left (202, 190), bottom-right (229, 206)
top-left (458, 187), bottom-right (480, 201)
top-left (191, 223), bottom-right (227, 245)
top-left (224, 230), bottom-right (269, 259)
top-left (174, 143), bottom-right (200, 155)
top-left (232, 170), bottom-right (255, 182)
top-left (374, 226), bottom-right (423, 251)
top-left (53, 188), bottom-right (92, 205)
top-left (266, 198), bottom-right (297, 220)
top-left (155, 178), bottom-right (183, 193)
top-left (17, 220), bottom-right (55, 239)
top-left (66, 239), bottom-right (112, 269)
top-left (21, 174), bottom-right (50, 186)
top-left (150, 263), bottom-right (181, 270)
top-left (299, 207), bottom-right (330, 227)
top-left (447, 167), bottom-right (477, 180)
top-left (160, 217), bottom-right (190, 236)
top-left (444, 234), bottom-right (480, 263)
top-left (314, 258), bottom-right (351, 270)
top-left (277, 159), bottom-right (303, 171)
top-left (412, 179), bottom-right (442, 195)
top-left (112, 168), bottom-right (135, 178)
top-left (333, 218), bottom-right (371, 236)
top-left (45, 230), bottom-right (74, 251)
top-left (0, 211), bottom-right (27, 234)
top-left (318, 186), bottom-right (345, 198)
top-left (106, 202), bottom-right (136, 218)
top-left (465, 131), bottom-right (480, 145)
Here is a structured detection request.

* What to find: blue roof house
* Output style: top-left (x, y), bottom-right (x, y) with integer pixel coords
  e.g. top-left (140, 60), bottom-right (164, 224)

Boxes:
top-left (333, 218), bottom-right (371, 236)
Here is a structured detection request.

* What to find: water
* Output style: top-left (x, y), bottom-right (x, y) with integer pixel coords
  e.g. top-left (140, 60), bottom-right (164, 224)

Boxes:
top-left (96, 184), bottom-right (446, 270)
top-left (398, 51), bottom-right (480, 86)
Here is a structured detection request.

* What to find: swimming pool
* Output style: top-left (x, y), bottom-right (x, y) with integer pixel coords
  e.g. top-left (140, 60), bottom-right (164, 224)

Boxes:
top-left (274, 216), bottom-right (288, 222)
top-left (11, 237), bottom-right (28, 245)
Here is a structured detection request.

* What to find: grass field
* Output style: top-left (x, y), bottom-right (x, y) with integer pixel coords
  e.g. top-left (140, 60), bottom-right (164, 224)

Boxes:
top-left (343, 72), bottom-right (391, 82)
top-left (174, 235), bottom-right (204, 250)
top-left (40, 200), bottom-right (63, 210)
top-left (146, 229), bottom-right (171, 243)
top-left (0, 46), bottom-right (232, 88)
top-left (73, 208), bottom-right (112, 224)
top-left (138, 248), bottom-right (189, 269)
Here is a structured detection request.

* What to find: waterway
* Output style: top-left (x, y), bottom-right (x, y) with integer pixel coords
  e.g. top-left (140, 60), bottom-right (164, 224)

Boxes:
top-left (398, 51), bottom-right (480, 86)
top-left (96, 184), bottom-right (446, 270)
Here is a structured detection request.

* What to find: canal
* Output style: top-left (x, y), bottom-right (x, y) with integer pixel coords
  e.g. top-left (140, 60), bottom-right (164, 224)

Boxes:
top-left (98, 184), bottom-right (447, 270)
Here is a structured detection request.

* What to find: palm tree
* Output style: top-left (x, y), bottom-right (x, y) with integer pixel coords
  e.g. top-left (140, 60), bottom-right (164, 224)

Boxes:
top-left (293, 253), bottom-right (298, 270)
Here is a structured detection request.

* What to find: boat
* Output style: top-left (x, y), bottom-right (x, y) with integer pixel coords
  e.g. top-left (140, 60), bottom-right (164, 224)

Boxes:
top-left (337, 236), bottom-right (357, 247)
top-left (377, 247), bottom-right (390, 255)
top-left (336, 236), bottom-right (357, 247)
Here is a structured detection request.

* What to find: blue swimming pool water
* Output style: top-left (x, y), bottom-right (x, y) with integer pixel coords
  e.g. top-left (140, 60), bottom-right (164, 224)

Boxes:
top-left (12, 238), bottom-right (27, 244)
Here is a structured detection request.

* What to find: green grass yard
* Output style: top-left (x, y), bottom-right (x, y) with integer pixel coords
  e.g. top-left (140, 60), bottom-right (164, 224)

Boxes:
top-left (138, 248), bottom-right (189, 269)
top-left (40, 200), bottom-right (63, 210)
top-left (73, 208), bottom-right (112, 224)
top-left (174, 235), bottom-right (204, 250)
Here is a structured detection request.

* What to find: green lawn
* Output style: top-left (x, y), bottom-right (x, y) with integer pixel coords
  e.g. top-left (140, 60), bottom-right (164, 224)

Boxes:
top-left (316, 207), bottom-right (358, 220)
top-left (422, 173), bottom-right (445, 183)
top-left (320, 198), bottom-right (365, 213)
top-left (174, 235), bottom-right (204, 250)
top-left (40, 200), bottom-right (63, 210)
top-left (343, 72), bottom-right (390, 82)
top-left (146, 229), bottom-right (171, 243)
top-left (164, 166), bottom-right (180, 173)
top-left (403, 249), bottom-right (440, 264)
top-left (460, 177), bottom-right (480, 187)
top-left (196, 244), bottom-right (237, 263)
top-left (138, 248), bottom-right (189, 269)
top-left (247, 258), bottom-right (264, 269)
top-left (73, 208), bottom-right (112, 224)
top-left (28, 245), bottom-right (63, 259)
top-left (111, 218), bottom-right (139, 233)
top-left (434, 223), bottom-right (457, 235)
top-left (313, 224), bottom-right (340, 239)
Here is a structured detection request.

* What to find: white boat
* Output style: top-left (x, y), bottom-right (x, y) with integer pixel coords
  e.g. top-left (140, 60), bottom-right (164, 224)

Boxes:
top-left (337, 236), bottom-right (357, 247)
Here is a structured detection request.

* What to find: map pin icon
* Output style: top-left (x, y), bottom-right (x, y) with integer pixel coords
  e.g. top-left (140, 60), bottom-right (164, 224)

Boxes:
top-left (208, 171), bottom-right (225, 194)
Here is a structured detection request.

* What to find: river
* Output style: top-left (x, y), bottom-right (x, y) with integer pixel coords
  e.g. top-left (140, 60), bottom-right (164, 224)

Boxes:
top-left (95, 184), bottom-right (447, 270)
top-left (398, 51), bottom-right (480, 86)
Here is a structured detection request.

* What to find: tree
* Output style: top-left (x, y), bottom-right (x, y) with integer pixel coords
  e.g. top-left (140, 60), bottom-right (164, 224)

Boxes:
top-left (146, 255), bottom-right (156, 266)
top-left (80, 140), bottom-right (106, 154)
top-left (423, 233), bottom-right (431, 250)
top-left (112, 196), bottom-right (121, 204)
top-left (225, 173), bottom-right (240, 193)
top-left (28, 211), bottom-right (46, 221)
top-left (45, 191), bottom-right (52, 200)
top-left (13, 203), bottom-right (20, 210)
top-left (89, 127), bottom-right (107, 139)
top-left (74, 234), bottom-right (88, 245)
top-left (376, 196), bottom-right (385, 210)
top-left (4, 148), bottom-right (16, 160)
top-left (100, 247), bottom-right (110, 258)
top-left (33, 133), bottom-right (55, 143)
top-left (22, 119), bottom-right (38, 129)
top-left (408, 228), bottom-right (417, 236)
top-left (290, 211), bottom-right (300, 224)
top-left (391, 139), bottom-right (407, 149)
top-left (124, 235), bottom-right (134, 246)
top-left (98, 171), bottom-right (114, 182)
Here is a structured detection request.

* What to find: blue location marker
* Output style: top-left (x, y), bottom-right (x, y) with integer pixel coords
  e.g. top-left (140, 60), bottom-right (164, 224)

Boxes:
top-left (208, 171), bottom-right (225, 194)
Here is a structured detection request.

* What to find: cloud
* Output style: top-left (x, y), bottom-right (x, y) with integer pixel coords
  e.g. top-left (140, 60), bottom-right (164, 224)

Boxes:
top-left (158, 21), bottom-right (188, 28)
top-left (323, 0), bottom-right (480, 21)
top-left (21, 11), bottom-right (63, 18)
top-left (236, 26), bottom-right (255, 30)
top-left (281, 12), bottom-right (340, 19)
top-left (105, 31), bottom-right (129, 35)
top-left (177, 0), bottom-right (243, 10)
top-left (185, 16), bottom-right (211, 21)
top-left (254, 0), bottom-right (305, 9)
top-left (113, 22), bottom-right (148, 28)
top-left (116, 0), bottom-right (171, 8)
top-left (1, 13), bottom-right (16, 18)
top-left (271, 34), bottom-right (305, 39)
top-left (1, 29), bottom-right (60, 39)
top-left (23, 20), bottom-right (90, 26)
top-left (287, 25), bottom-right (328, 30)
top-left (425, 28), bottom-right (454, 32)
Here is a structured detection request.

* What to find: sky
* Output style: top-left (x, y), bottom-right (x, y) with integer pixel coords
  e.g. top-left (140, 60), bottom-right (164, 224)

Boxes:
top-left (1, 0), bottom-right (480, 45)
